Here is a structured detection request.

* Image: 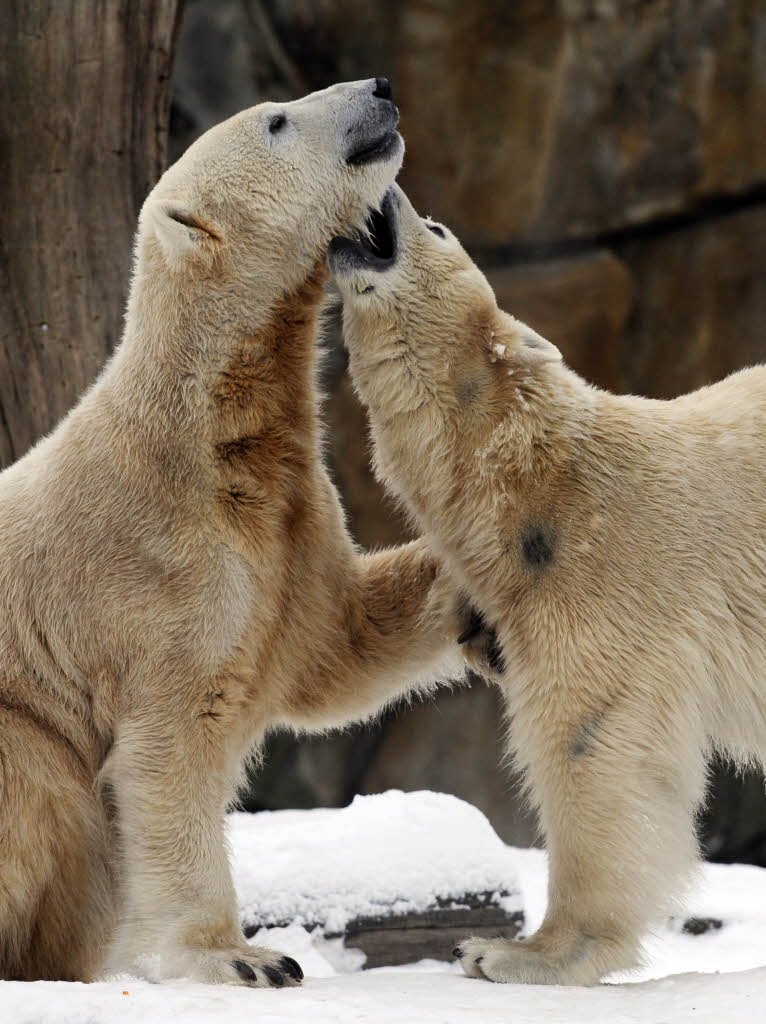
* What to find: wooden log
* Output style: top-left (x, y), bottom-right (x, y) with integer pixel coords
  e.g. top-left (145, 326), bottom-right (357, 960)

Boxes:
top-left (243, 890), bottom-right (524, 969)
top-left (344, 902), bottom-right (524, 969)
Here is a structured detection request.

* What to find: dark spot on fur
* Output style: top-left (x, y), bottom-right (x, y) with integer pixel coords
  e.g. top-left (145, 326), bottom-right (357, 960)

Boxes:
top-left (458, 377), bottom-right (481, 405)
top-left (570, 712), bottom-right (605, 759)
top-left (217, 484), bottom-right (264, 525)
top-left (215, 435), bottom-right (260, 465)
top-left (522, 527), bottom-right (554, 567)
top-left (570, 934), bottom-right (597, 964)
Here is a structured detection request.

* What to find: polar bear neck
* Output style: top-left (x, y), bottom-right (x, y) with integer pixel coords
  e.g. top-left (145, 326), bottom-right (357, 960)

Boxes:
top-left (94, 260), bottom-right (331, 504)
top-left (208, 263), bottom-right (329, 463)
top-left (362, 357), bottom-right (595, 578)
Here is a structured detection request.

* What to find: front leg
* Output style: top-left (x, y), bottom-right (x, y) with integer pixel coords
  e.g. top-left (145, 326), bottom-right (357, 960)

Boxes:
top-left (283, 538), bottom-right (469, 730)
top-left (101, 701), bottom-right (303, 987)
top-left (455, 690), bottom-right (706, 984)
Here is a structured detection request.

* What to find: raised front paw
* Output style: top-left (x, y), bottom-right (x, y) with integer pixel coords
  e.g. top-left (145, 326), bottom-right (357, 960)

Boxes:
top-left (457, 599), bottom-right (506, 677)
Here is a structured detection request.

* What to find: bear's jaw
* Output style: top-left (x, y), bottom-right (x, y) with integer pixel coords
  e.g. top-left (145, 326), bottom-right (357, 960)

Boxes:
top-left (346, 128), bottom-right (401, 167)
top-left (328, 187), bottom-right (398, 276)
top-left (344, 90), bottom-right (401, 166)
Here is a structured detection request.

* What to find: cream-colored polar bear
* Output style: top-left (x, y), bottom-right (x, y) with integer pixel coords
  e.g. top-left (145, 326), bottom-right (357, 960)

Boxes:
top-left (330, 183), bottom-right (766, 985)
top-left (0, 82), bottom-right (472, 985)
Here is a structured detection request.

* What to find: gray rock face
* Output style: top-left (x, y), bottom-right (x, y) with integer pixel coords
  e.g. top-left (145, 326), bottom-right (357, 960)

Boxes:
top-left (487, 251), bottom-right (634, 392)
top-left (404, 0), bottom-right (766, 244)
top-left (617, 204), bottom-right (766, 399)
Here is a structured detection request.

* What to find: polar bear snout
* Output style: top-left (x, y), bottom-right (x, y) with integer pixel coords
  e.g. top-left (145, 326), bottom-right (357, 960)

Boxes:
top-left (344, 79), bottom-right (401, 167)
top-left (372, 76), bottom-right (392, 100)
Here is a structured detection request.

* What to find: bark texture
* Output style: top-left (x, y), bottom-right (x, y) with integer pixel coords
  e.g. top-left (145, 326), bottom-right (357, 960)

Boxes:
top-left (0, 0), bottom-right (183, 467)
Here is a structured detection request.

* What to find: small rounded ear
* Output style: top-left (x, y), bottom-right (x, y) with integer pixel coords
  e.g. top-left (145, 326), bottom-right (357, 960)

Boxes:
top-left (504, 314), bottom-right (562, 366)
top-left (142, 199), bottom-right (222, 271)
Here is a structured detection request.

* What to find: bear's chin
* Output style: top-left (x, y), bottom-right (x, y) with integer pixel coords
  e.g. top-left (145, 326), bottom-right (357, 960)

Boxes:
top-left (346, 129), bottom-right (401, 166)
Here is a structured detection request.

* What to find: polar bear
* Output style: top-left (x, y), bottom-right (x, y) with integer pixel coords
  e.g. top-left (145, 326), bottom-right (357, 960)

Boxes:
top-left (0, 82), bottom-right (473, 985)
top-left (329, 183), bottom-right (766, 985)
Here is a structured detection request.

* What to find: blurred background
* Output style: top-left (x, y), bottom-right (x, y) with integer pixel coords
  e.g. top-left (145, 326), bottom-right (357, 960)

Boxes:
top-left (2, 0), bottom-right (766, 862)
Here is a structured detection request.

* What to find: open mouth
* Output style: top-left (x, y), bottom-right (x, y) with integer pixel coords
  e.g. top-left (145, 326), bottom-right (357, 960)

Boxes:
top-left (346, 129), bottom-right (401, 166)
top-left (364, 199), bottom-right (396, 260)
top-left (328, 188), bottom-right (398, 273)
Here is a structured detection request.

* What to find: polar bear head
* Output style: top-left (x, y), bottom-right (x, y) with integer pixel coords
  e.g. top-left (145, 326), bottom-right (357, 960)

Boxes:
top-left (329, 183), bottom-right (562, 425)
top-left (138, 79), bottom-right (404, 305)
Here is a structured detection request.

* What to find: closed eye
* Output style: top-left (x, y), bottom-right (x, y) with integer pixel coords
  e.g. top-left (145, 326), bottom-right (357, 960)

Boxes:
top-left (269, 113), bottom-right (287, 134)
top-left (426, 223), bottom-right (446, 238)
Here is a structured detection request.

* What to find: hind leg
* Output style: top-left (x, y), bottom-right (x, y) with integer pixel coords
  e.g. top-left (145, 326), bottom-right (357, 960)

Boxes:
top-left (456, 690), bottom-right (706, 985)
top-left (0, 707), bottom-right (113, 981)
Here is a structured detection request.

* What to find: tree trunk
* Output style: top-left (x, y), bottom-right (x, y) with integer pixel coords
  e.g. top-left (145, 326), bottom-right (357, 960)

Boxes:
top-left (0, 0), bottom-right (183, 468)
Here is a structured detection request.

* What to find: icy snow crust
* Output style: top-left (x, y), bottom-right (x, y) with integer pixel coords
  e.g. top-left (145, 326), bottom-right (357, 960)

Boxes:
top-left (4, 969), bottom-right (766, 1024)
top-left (229, 790), bottom-right (522, 934)
top-left (4, 791), bottom-right (766, 1022)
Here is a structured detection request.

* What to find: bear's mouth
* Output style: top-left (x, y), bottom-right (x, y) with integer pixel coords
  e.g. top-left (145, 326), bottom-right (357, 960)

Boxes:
top-left (364, 199), bottom-right (397, 261)
top-left (346, 129), bottom-right (401, 166)
top-left (328, 188), bottom-right (398, 274)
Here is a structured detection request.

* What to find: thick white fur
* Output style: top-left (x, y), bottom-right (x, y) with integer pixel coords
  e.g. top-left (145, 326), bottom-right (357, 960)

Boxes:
top-left (333, 184), bottom-right (766, 985)
top-left (0, 86), bottom-right (468, 984)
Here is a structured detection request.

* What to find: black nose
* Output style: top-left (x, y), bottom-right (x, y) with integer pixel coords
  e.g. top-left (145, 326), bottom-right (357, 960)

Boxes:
top-left (372, 77), bottom-right (392, 101)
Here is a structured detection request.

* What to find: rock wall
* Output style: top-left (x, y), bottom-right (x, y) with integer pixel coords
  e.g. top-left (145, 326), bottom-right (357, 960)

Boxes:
top-left (171, 0), bottom-right (766, 859)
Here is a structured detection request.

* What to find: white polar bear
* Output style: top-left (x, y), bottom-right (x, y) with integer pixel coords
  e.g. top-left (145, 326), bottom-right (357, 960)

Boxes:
top-left (0, 82), bottom-right (468, 985)
top-left (331, 182), bottom-right (766, 985)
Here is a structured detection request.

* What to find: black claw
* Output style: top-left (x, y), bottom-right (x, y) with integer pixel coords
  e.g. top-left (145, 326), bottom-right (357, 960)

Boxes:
top-left (458, 607), bottom-right (485, 645)
top-left (232, 959), bottom-right (257, 982)
top-left (452, 946), bottom-right (464, 959)
top-left (279, 956), bottom-right (304, 981)
top-left (486, 629), bottom-right (507, 673)
top-left (263, 965), bottom-right (285, 987)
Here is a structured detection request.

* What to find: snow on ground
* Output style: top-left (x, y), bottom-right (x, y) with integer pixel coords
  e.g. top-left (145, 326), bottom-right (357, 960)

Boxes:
top-left (4, 966), bottom-right (766, 1024)
top-left (4, 791), bottom-right (766, 1023)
